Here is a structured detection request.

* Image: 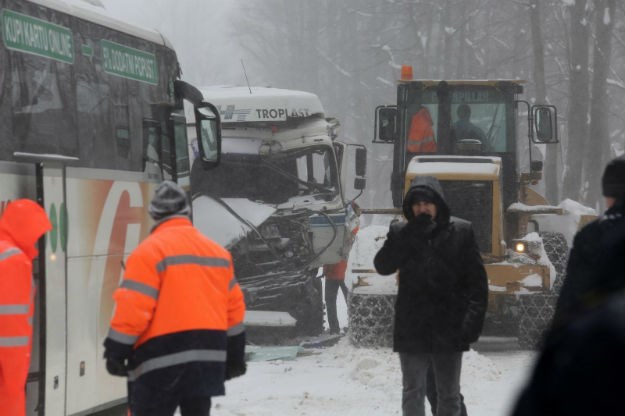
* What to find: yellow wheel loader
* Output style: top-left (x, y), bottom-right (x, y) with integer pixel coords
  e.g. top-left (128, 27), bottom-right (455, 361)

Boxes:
top-left (347, 69), bottom-right (595, 349)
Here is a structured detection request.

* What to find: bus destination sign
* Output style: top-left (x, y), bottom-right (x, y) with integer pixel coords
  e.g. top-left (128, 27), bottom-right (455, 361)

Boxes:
top-left (101, 39), bottom-right (158, 85)
top-left (1, 9), bottom-right (74, 64)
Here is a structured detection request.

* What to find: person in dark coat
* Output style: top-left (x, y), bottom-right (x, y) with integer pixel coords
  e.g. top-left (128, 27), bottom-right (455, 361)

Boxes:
top-left (374, 176), bottom-right (488, 416)
top-left (552, 156), bottom-right (625, 329)
top-left (511, 157), bottom-right (625, 416)
top-left (511, 289), bottom-right (625, 416)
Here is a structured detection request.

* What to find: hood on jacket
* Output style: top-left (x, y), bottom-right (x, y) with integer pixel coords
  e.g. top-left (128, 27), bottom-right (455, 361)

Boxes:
top-left (0, 199), bottom-right (52, 260)
top-left (402, 176), bottom-right (450, 225)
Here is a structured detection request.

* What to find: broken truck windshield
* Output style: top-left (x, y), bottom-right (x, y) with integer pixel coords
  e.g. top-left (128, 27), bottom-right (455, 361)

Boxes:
top-left (191, 147), bottom-right (338, 204)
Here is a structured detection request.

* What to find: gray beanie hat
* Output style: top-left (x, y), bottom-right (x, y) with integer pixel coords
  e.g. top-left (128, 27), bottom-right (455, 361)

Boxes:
top-left (149, 181), bottom-right (191, 221)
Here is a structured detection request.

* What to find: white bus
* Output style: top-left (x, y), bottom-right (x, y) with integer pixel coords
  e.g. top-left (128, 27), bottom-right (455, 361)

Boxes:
top-left (0, 1), bottom-right (220, 414)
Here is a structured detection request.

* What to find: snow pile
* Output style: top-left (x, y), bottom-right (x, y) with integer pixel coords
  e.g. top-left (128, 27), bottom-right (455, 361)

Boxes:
top-left (348, 225), bottom-right (389, 269)
top-left (511, 199), bottom-right (597, 248)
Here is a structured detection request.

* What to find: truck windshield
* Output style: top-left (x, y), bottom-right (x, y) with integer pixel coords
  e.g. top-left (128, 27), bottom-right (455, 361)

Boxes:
top-left (191, 146), bottom-right (338, 204)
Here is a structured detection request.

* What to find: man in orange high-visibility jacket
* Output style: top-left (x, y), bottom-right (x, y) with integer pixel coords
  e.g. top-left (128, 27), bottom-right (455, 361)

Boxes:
top-left (0, 199), bottom-right (52, 416)
top-left (407, 106), bottom-right (437, 155)
top-left (104, 181), bottom-right (246, 416)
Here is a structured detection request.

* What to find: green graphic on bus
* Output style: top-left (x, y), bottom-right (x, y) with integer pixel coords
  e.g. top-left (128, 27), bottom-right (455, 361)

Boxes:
top-left (1, 9), bottom-right (74, 64)
top-left (48, 202), bottom-right (68, 254)
top-left (101, 39), bottom-right (158, 85)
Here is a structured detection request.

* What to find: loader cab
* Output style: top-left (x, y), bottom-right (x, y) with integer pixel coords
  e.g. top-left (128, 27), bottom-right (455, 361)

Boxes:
top-left (376, 79), bottom-right (556, 209)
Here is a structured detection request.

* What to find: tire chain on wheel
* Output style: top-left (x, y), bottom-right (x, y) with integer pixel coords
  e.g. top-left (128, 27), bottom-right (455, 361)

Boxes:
top-left (517, 292), bottom-right (558, 349)
top-left (539, 232), bottom-right (569, 294)
top-left (348, 293), bottom-right (396, 348)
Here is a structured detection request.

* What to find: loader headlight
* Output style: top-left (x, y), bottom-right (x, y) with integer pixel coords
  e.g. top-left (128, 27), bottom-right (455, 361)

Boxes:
top-left (512, 239), bottom-right (541, 259)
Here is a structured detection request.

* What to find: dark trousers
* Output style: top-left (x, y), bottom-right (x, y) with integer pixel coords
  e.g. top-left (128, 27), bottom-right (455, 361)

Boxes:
top-left (427, 364), bottom-right (468, 416)
top-left (131, 396), bottom-right (211, 416)
top-left (399, 352), bottom-right (463, 416)
top-left (325, 278), bottom-right (348, 333)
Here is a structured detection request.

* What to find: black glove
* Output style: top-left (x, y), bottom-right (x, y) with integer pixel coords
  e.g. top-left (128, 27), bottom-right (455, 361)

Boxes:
top-left (105, 356), bottom-right (128, 377)
top-left (400, 214), bottom-right (437, 243)
top-left (225, 360), bottom-right (247, 381)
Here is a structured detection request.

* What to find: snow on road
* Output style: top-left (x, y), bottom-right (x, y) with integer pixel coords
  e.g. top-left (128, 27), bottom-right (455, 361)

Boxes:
top-left (203, 270), bottom-right (537, 416)
top-left (210, 338), bottom-right (535, 416)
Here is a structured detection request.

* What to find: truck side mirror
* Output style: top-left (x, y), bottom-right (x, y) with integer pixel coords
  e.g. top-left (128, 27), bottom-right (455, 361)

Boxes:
top-left (375, 106), bottom-right (397, 143)
top-left (194, 102), bottom-right (221, 167)
top-left (354, 177), bottom-right (366, 190)
top-left (531, 160), bottom-right (543, 172)
top-left (355, 146), bottom-right (367, 177)
top-left (532, 105), bottom-right (557, 144)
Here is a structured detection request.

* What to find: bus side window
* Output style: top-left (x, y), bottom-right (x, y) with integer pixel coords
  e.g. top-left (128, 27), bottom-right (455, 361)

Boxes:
top-left (143, 119), bottom-right (162, 180)
top-left (161, 127), bottom-right (174, 181)
top-left (173, 116), bottom-right (190, 184)
top-left (114, 103), bottom-right (131, 160)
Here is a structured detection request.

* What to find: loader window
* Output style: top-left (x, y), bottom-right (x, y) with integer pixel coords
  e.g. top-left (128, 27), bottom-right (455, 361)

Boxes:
top-left (451, 102), bottom-right (507, 153)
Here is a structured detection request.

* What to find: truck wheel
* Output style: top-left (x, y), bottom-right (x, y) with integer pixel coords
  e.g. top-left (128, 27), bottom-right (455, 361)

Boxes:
top-left (517, 292), bottom-right (558, 349)
top-left (292, 274), bottom-right (324, 336)
top-left (539, 231), bottom-right (569, 293)
top-left (348, 293), bottom-right (395, 348)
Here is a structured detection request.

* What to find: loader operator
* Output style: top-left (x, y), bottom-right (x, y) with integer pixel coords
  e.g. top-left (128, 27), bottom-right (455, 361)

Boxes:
top-left (0, 199), bottom-right (52, 416)
top-left (453, 104), bottom-right (486, 144)
top-left (104, 181), bottom-right (247, 416)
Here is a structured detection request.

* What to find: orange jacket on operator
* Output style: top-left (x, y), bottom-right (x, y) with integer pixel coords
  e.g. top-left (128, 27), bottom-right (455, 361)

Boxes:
top-left (105, 217), bottom-right (245, 395)
top-left (407, 107), bottom-right (437, 153)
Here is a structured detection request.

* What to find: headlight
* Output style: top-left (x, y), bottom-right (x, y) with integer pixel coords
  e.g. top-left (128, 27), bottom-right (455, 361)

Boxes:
top-left (512, 239), bottom-right (541, 258)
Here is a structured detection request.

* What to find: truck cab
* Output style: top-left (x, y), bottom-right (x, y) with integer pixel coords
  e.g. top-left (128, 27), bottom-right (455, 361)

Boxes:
top-left (188, 86), bottom-right (365, 337)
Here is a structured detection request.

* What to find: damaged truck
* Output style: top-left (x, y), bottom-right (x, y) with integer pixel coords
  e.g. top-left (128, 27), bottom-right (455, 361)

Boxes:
top-left (188, 86), bottom-right (366, 339)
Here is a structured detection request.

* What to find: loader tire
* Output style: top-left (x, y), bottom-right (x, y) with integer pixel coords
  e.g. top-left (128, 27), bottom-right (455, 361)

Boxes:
top-left (517, 292), bottom-right (558, 350)
top-left (539, 231), bottom-right (568, 293)
top-left (348, 293), bottom-right (395, 348)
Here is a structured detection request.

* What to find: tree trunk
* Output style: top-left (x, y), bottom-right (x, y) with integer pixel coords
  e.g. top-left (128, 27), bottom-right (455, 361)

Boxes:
top-left (585, 0), bottom-right (616, 206)
top-left (562, 0), bottom-right (590, 201)
top-left (529, 0), bottom-right (558, 204)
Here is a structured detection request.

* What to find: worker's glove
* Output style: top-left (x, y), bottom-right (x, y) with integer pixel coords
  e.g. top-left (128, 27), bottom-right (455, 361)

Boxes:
top-left (225, 360), bottom-right (247, 381)
top-left (105, 356), bottom-right (128, 377)
top-left (400, 214), bottom-right (436, 246)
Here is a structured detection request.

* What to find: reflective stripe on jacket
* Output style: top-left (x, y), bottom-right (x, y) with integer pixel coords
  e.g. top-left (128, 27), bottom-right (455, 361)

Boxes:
top-left (0, 244), bottom-right (33, 347)
top-left (407, 107), bottom-right (437, 153)
top-left (105, 217), bottom-right (246, 389)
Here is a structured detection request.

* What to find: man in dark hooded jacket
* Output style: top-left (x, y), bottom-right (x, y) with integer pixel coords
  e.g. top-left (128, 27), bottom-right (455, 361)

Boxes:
top-left (510, 157), bottom-right (625, 416)
top-left (374, 176), bottom-right (488, 416)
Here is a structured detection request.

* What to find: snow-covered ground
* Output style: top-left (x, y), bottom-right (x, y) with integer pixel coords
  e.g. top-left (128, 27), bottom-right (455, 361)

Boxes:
top-left (204, 284), bottom-right (536, 416)
top-left (211, 339), bottom-right (534, 416)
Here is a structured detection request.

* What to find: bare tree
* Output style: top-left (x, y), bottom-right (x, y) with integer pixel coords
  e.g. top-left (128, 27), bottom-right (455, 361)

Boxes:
top-left (562, 0), bottom-right (591, 201)
top-left (530, 0), bottom-right (558, 204)
top-left (585, 0), bottom-right (616, 205)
